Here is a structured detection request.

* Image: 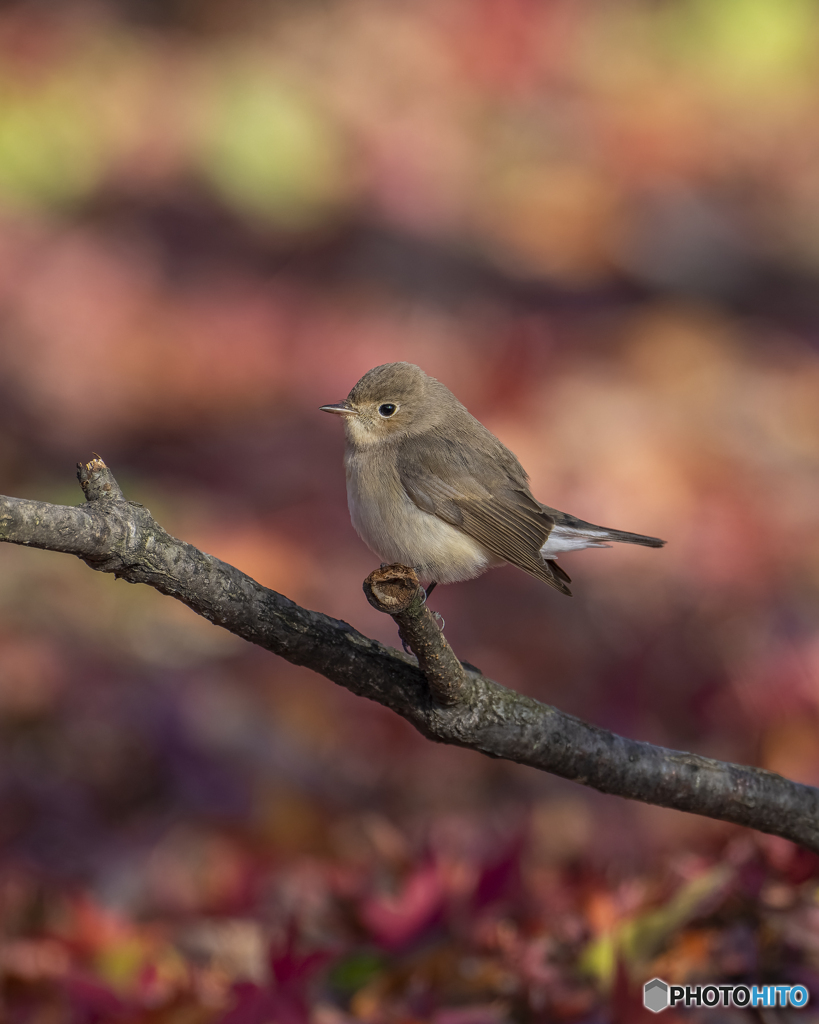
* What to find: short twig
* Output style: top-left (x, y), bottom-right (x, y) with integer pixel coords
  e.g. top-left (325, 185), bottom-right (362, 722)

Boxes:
top-left (363, 564), bottom-right (466, 707)
top-left (77, 454), bottom-right (125, 502)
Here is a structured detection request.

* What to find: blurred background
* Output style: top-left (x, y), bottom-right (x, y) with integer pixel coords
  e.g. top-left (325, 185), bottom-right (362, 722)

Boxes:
top-left (0, 0), bottom-right (818, 1020)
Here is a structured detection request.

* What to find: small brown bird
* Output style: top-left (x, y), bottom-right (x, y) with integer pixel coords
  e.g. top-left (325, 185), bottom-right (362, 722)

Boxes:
top-left (321, 362), bottom-right (664, 596)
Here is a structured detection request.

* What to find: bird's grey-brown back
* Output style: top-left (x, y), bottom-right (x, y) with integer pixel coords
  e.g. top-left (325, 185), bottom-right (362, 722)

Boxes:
top-left (321, 362), bottom-right (664, 594)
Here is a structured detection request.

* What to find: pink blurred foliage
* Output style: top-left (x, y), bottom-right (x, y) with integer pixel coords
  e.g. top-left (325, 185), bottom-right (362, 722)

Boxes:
top-left (359, 861), bottom-right (445, 951)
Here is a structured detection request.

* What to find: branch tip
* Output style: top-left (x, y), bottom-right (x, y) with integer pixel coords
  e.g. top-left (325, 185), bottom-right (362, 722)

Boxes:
top-left (77, 455), bottom-right (125, 503)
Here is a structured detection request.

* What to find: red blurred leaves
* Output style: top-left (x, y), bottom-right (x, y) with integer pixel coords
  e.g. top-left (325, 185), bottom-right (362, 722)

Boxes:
top-left (359, 862), bottom-right (444, 951)
top-left (0, 820), bottom-right (813, 1022)
top-left (221, 922), bottom-right (335, 1024)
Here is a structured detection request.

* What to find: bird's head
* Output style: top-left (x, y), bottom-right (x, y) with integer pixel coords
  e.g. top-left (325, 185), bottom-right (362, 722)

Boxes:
top-left (321, 362), bottom-right (455, 447)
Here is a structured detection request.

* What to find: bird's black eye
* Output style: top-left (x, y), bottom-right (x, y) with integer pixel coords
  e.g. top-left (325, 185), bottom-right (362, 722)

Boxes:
top-left (378, 403), bottom-right (397, 418)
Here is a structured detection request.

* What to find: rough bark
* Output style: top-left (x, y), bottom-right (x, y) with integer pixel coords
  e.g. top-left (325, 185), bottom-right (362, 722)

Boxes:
top-left (0, 457), bottom-right (816, 852)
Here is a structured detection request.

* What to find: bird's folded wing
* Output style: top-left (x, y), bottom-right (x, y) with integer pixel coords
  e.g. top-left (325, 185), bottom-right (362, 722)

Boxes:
top-left (396, 438), bottom-right (571, 594)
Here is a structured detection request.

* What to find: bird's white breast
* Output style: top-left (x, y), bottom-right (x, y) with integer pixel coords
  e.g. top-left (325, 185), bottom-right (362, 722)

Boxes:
top-left (345, 448), bottom-right (498, 583)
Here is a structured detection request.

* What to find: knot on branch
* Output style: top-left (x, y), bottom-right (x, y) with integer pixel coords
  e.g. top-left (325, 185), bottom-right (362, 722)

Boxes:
top-left (364, 564), bottom-right (466, 707)
top-left (77, 455), bottom-right (125, 503)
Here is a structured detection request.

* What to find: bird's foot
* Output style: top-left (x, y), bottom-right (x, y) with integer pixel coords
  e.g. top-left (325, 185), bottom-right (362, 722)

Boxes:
top-left (416, 580), bottom-right (442, 627)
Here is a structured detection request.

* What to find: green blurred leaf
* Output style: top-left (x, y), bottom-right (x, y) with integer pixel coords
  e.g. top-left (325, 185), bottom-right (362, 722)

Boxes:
top-left (669, 0), bottom-right (817, 92)
top-left (200, 65), bottom-right (349, 227)
top-left (94, 936), bottom-right (147, 991)
top-left (580, 864), bottom-right (733, 986)
top-left (0, 77), bottom-right (105, 207)
top-left (328, 950), bottom-right (387, 995)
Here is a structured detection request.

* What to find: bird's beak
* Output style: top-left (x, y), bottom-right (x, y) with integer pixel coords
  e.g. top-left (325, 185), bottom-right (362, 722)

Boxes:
top-left (320, 401), bottom-right (358, 416)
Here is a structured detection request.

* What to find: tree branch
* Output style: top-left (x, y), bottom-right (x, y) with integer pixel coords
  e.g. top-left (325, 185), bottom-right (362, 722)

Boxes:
top-left (1, 458), bottom-right (817, 852)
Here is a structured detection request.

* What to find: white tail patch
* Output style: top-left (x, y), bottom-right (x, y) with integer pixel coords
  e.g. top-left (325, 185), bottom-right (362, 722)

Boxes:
top-left (540, 524), bottom-right (613, 558)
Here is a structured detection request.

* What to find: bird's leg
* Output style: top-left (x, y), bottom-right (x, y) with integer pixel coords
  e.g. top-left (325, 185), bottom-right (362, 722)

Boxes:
top-left (420, 581), bottom-right (444, 629)
top-left (404, 579), bottom-right (443, 641)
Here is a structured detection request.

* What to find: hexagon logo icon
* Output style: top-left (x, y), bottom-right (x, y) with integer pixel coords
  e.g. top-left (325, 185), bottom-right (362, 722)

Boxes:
top-left (644, 978), bottom-right (669, 1013)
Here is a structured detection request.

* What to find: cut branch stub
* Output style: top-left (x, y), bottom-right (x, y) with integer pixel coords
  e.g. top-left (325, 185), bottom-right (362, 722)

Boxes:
top-left (363, 563), bottom-right (421, 614)
top-left (77, 455), bottom-right (125, 503)
top-left (364, 564), bottom-right (466, 707)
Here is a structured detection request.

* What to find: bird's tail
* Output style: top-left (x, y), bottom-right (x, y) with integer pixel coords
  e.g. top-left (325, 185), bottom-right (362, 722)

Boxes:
top-left (540, 508), bottom-right (665, 557)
